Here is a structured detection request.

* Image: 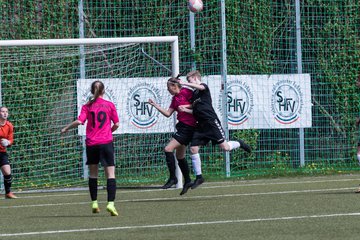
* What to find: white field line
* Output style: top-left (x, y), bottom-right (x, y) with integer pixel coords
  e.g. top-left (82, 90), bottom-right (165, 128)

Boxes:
top-left (0, 187), bottom-right (355, 209)
top-left (4, 177), bottom-right (360, 200)
top-left (199, 178), bottom-right (360, 190)
top-left (1, 212), bottom-right (360, 237)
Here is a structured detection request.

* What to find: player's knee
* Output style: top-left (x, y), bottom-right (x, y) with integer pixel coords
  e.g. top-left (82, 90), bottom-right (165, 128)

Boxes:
top-left (190, 146), bottom-right (198, 154)
top-left (1, 165), bottom-right (11, 175)
top-left (164, 145), bottom-right (174, 153)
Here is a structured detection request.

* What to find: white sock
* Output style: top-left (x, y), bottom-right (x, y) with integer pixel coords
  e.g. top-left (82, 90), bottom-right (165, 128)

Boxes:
top-left (357, 154), bottom-right (360, 165)
top-left (228, 141), bottom-right (240, 151)
top-left (191, 153), bottom-right (202, 175)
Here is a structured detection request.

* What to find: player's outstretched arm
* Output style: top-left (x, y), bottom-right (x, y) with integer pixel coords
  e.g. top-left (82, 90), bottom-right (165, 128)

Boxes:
top-left (179, 80), bottom-right (205, 91)
top-left (148, 99), bottom-right (174, 117)
top-left (61, 120), bottom-right (82, 134)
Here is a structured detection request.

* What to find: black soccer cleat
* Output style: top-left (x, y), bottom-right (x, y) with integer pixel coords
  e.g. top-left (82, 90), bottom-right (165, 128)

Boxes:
top-left (191, 177), bottom-right (204, 189)
top-left (239, 139), bottom-right (251, 153)
top-left (180, 181), bottom-right (193, 195)
top-left (161, 178), bottom-right (178, 189)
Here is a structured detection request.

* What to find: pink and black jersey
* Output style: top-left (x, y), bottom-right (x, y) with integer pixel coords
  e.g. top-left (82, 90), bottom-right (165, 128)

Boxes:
top-left (169, 87), bottom-right (196, 127)
top-left (78, 97), bottom-right (119, 146)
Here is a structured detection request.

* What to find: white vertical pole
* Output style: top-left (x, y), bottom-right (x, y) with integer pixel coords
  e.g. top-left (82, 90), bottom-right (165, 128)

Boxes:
top-left (189, 12), bottom-right (196, 70)
top-left (295, 0), bottom-right (305, 167)
top-left (171, 39), bottom-right (179, 78)
top-left (220, 0), bottom-right (231, 177)
top-left (78, 0), bottom-right (88, 179)
top-left (171, 39), bottom-right (183, 188)
top-left (188, 9), bottom-right (197, 185)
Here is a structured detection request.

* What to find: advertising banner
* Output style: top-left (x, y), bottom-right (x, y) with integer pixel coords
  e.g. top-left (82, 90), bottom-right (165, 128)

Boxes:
top-left (77, 74), bottom-right (312, 134)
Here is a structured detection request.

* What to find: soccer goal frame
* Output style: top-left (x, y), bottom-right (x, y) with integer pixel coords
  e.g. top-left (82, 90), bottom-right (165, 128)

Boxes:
top-left (0, 36), bottom-right (179, 75)
top-left (0, 36), bottom-right (183, 190)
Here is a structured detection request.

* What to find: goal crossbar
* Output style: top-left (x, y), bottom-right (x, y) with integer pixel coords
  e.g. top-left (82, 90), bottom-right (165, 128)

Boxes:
top-left (0, 36), bottom-right (180, 77)
top-left (0, 36), bottom-right (178, 46)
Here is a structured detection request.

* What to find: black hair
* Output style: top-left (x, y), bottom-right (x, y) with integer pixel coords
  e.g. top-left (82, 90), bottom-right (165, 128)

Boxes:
top-left (167, 77), bottom-right (181, 88)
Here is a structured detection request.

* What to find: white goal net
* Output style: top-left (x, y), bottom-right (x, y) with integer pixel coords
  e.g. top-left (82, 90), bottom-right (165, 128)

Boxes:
top-left (0, 37), bottom-right (181, 191)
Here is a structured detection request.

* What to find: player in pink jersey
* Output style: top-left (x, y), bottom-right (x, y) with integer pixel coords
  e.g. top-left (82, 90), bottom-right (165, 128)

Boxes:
top-left (61, 81), bottom-right (120, 216)
top-left (149, 77), bottom-right (196, 195)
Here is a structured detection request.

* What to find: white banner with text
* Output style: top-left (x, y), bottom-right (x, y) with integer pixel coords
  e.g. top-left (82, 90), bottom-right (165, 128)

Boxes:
top-left (77, 74), bottom-right (312, 134)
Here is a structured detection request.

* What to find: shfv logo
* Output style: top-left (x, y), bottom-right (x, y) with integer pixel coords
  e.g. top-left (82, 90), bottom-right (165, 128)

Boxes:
top-left (218, 80), bottom-right (254, 125)
top-left (271, 79), bottom-right (303, 124)
top-left (127, 82), bottom-right (161, 129)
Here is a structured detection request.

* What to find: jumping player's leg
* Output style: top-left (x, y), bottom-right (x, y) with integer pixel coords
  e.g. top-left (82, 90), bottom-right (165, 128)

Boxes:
top-left (218, 140), bottom-right (251, 153)
top-left (219, 141), bottom-right (237, 151)
top-left (175, 145), bottom-right (191, 183)
top-left (190, 146), bottom-right (202, 177)
top-left (206, 119), bottom-right (251, 153)
top-left (162, 138), bottom-right (182, 189)
top-left (176, 145), bottom-right (193, 195)
top-left (189, 127), bottom-right (207, 189)
top-left (189, 145), bottom-right (204, 189)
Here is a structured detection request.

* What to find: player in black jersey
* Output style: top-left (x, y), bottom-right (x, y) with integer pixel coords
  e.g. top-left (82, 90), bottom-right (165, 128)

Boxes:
top-left (179, 70), bottom-right (251, 189)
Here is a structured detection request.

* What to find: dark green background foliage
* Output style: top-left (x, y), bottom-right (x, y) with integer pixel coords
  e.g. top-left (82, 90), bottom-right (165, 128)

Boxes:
top-left (0, 0), bottom-right (359, 189)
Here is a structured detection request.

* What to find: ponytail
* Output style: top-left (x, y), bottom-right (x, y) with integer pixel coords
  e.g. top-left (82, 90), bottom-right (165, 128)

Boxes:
top-left (87, 81), bottom-right (105, 105)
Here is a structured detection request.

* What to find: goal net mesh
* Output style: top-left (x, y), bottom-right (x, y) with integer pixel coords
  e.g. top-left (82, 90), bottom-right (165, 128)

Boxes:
top-left (0, 41), bottom-right (176, 190)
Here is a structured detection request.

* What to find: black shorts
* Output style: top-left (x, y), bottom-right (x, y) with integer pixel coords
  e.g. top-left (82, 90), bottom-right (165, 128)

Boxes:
top-left (190, 118), bottom-right (226, 147)
top-left (172, 122), bottom-right (195, 146)
top-left (86, 142), bottom-right (115, 167)
top-left (0, 152), bottom-right (9, 167)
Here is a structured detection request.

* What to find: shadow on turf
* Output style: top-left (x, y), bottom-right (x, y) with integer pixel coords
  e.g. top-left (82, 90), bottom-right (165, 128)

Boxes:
top-left (318, 191), bottom-right (357, 195)
top-left (117, 186), bottom-right (165, 190)
top-left (130, 198), bottom-right (201, 203)
top-left (29, 215), bottom-right (106, 218)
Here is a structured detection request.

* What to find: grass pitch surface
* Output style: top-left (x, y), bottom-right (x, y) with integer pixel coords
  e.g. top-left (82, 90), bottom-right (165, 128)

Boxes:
top-left (1, 174), bottom-right (360, 240)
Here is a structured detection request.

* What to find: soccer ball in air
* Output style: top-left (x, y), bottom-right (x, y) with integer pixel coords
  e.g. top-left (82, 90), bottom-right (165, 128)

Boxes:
top-left (188, 0), bottom-right (203, 13)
